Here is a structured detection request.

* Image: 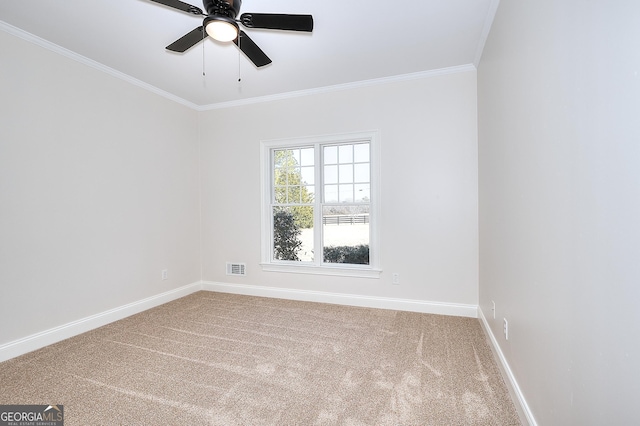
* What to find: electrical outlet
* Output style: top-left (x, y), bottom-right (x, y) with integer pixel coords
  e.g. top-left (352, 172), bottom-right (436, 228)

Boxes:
top-left (392, 273), bottom-right (400, 285)
top-left (492, 301), bottom-right (496, 319)
top-left (503, 318), bottom-right (509, 340)
top-left (161, 269), bottom-right (168, 280)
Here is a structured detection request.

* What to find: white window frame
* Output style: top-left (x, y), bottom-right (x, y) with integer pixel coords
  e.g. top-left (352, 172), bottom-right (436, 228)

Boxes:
top-left (260, 131), bottom-right (381, 278)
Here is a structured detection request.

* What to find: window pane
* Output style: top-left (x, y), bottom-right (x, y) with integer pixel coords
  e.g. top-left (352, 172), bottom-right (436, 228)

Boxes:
top-left (288, 186), bottom-right (302, 204)
top-left (338, 145), bottom-right (353, 163)
top-left (354, 184), bottom-right (370, 202)
top-left (324, 184), bottom-right (338, 203)
top-left (304, 185), bottom-right (315, 202)
top-left (300, 147), bottom-right (314, 166)
top-left (273, 149), bottom-right (284, 168)
top-left (300, 166), bottom-right (314, 185)
top-left (339, 184), bottom-right (353, 203)
top-left (324, 165), bottom-right (338, 184)
top-left (291, 149), bottom-right (300, 165)
top-left (322, 205), bottom-right (370, 265)
top-left (324, 146), bottom-right (338, 164)
top-left (354, 164), bottom-right (369, 183)
top-left (274, 167), bottom-right (286, 186)
top-left (353, 143), bottom-right (369, 163)
top-left (339, 164), bottom-right (353, 183)
top-left (273, 206), bottom-right (313, 262)
top-left (274, 186), bottom-right (287, 203)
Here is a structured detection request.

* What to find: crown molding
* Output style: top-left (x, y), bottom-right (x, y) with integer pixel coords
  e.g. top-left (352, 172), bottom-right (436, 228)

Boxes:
top-left (197, 64), bottom-right (477, 111)
top-left (0, 20), bottom-right (199, 110)
top-left (474, 0), bottom-right (501, 67)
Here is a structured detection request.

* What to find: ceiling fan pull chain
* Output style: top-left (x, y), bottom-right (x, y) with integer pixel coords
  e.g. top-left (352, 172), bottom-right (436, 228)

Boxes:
top-left (238, 35), bottom-right (242, 83)
top-left (202, 28), bottom-right (206, 77)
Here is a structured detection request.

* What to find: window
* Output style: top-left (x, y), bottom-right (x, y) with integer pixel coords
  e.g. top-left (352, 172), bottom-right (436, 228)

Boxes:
top-left (261, 131), bottom-right (380, 278)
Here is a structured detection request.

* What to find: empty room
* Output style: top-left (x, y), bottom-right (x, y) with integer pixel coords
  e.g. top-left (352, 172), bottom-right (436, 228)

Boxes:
top-left (1, 1), bottom-right (638, 425)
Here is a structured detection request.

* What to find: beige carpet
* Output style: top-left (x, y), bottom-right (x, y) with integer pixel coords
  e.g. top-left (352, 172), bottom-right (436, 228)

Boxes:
top-left (0, 291), bottom-right (520, 425)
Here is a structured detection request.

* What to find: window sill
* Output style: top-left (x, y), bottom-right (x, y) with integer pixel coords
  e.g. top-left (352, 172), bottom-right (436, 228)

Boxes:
top-left (260, 263), bottom-right (382, 279)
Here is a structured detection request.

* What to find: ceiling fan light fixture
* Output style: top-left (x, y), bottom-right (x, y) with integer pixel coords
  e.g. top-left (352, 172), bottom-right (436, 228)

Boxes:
top-left (205, 16), bottom-right (239, 42)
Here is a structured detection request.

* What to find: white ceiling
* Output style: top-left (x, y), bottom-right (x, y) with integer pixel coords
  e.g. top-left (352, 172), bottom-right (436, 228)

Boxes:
top-left (0, 0), bottom-right (497, 109)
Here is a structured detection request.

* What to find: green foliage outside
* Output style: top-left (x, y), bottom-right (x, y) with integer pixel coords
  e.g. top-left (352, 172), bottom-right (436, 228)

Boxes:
top-left (273, 208), bottom-right (302, 261)
top-left (323, 245), bottom-right (370, 265)
top-left (274, 150), bottom-right (314, 229)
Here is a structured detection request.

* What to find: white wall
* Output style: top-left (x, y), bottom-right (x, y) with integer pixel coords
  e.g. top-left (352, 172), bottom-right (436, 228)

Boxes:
top-left (199, 70), bottom-right (479, 307)
top-left (478, 1), bottom-right (640, 424)
top-left (0, 31), bottom-right (201, 346)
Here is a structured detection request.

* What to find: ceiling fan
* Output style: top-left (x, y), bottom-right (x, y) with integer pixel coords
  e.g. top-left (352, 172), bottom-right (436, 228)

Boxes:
top-left (149, 0), bottom-right (314, 67)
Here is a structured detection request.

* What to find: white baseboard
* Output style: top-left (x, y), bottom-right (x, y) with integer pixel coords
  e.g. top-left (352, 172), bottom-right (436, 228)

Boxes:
top-left (0, 282), bottom-right (202, 363)
top-left (202, 281), bottom-right (478, 318)
top-left (478, 307), bottom-right (537, 426)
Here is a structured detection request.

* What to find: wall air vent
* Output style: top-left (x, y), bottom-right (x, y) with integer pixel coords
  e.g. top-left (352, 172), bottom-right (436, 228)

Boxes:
top-left (226, 262), bottom-right (246, 276)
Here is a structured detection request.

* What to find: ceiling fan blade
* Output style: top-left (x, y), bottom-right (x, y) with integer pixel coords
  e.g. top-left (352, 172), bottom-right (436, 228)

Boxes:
top-left (149, 0), bottom-right (203, 15)
top-left (239, 13), bottom-right (314, 32)
top-left (233, 31), bottom-right (272, 67)
top-left (166, 26), bottom-right (206, 52)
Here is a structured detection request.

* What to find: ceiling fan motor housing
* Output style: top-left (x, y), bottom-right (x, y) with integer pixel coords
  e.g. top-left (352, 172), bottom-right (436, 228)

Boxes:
top-left (153, 0), bottom-right (312, 67)
top-left (203, 0), bottom-right (241, 18)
